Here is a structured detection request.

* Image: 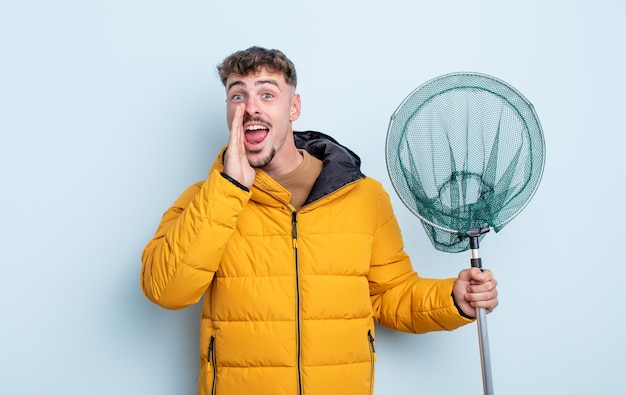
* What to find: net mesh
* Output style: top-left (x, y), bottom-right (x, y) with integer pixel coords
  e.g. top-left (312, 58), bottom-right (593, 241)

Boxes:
top-left (386, 72), bottom-right (545, 253)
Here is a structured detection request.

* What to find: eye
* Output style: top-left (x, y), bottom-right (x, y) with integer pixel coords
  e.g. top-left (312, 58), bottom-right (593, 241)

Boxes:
top-left (262, 92), bottom-right (274, 99)
top-left (231, 94), bottom-right (244, 101)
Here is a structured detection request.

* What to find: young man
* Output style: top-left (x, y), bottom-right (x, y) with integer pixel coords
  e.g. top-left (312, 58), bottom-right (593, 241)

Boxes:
top-left (141, 46), bottom-right (498, 395)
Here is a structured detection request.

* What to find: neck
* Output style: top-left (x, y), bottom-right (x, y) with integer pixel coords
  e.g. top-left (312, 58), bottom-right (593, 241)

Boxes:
top-left (262, 134), bottom-right (303, 179)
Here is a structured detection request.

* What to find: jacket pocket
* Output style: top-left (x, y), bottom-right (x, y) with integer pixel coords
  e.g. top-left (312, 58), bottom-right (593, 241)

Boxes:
top-left (368, 330), bottom-right (376, 395)
top-left (208, 336), bottom-right (217, 395)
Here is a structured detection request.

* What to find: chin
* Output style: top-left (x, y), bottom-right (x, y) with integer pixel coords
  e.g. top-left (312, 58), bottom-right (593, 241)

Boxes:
top-left (247, 148), bottom-right (275, 169)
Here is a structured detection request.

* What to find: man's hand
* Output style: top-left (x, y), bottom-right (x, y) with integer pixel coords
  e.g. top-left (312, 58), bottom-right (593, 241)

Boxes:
top-left (223, 103), bottom-right (256, 188)
top-left (452, 267), bottom-right (499, 318)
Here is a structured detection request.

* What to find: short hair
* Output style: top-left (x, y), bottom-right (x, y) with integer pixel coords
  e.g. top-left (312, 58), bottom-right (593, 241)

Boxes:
top-left (217, 46), bottom-right (297, 88)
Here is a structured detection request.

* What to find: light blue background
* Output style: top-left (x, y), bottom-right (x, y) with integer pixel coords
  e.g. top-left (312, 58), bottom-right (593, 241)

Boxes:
top-left (1, 1), bottom-right (624, 394)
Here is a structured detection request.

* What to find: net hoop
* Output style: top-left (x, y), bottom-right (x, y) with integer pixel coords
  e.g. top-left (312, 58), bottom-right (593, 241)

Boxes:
top-left (385, 72), bottom-right (545, 250)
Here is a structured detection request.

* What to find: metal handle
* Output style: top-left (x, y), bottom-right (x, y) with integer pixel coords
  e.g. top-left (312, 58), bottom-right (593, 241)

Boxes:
top-left (475, 306), bottom-right (493, 395)
top-left (468, 228), bottom-right (494, 395)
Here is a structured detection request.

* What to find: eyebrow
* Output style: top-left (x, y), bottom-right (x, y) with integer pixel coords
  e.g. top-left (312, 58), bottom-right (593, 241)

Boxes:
top-left (227, 78), bottom-right (281, 92)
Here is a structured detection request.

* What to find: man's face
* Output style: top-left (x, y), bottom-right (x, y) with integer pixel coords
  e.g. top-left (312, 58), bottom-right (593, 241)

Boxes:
top-left (225, 69), bottom-right (301, 169)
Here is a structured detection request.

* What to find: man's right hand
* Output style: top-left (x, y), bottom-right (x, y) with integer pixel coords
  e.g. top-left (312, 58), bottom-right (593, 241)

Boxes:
top-left (223, 103), bottom-right (256, 188)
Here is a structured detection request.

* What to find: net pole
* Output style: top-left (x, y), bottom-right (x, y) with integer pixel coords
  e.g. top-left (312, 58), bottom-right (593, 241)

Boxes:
top-left (469, 230), bottom-right (494, 395)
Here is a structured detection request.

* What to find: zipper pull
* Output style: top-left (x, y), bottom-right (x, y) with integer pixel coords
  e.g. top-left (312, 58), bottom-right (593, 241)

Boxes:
top-left (291, 211), bottom-right (298, 249)
top-left (368, 330), bottom-right (377, 361)
top-left (208, 336), bottom-right (215, 363)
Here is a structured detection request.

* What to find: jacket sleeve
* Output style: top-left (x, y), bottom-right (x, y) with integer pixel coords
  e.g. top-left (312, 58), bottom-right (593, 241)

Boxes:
top-left (141, 167), bottom-right (251, 310)
top-left (368, 187), bottom-right (474, 333)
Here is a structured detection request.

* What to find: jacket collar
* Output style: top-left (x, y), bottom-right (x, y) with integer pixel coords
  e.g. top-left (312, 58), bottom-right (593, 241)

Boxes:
top-left (293, 131), bottom-right (365, 205)
top-left (249, 131), bottom-right (365, 207)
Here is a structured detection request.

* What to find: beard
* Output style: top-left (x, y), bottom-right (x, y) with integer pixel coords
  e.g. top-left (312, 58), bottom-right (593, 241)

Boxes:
top-left (248, 146), bottom-right (276, 169)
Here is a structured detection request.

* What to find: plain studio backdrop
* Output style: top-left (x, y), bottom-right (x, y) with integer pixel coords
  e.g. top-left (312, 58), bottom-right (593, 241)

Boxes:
top-left (1, 1), bottom-right (624, 394)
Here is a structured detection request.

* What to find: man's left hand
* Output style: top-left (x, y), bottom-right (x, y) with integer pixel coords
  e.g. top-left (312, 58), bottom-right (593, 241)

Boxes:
top-left (452, 267), bottom-right (499, 318)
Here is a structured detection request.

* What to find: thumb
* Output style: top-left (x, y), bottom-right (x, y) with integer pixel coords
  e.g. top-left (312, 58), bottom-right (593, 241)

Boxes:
top-left (469, 267), bottom-right (487, 282)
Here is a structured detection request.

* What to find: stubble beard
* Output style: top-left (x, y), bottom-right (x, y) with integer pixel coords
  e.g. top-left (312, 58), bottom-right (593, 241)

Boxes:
top-left (248, 147), bottom-right (276, 169)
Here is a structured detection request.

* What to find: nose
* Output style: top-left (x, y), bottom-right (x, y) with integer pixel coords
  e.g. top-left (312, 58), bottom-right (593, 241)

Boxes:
top-left (244, 96), bottom-right (261, 115)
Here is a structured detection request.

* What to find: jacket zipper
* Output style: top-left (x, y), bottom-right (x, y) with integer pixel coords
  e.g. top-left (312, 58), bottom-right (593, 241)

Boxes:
top-left (368, 330), bottom-right (376, 395)
top-left (292, 211), bottom-right (303, 395)
top-left (208, 336), bottom-right (217, 395)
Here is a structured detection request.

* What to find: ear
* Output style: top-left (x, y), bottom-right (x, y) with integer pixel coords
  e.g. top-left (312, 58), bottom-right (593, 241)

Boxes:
top-left (289, 94), bottom-right (301, 122)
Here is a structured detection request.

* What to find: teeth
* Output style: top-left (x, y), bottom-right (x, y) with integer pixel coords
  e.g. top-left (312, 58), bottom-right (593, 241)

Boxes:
top-left (246, 125), bottom-right (267, 131)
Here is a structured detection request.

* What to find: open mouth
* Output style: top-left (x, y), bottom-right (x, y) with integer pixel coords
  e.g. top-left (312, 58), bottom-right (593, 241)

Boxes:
top-left (245, 124), bottom-right (269, 145)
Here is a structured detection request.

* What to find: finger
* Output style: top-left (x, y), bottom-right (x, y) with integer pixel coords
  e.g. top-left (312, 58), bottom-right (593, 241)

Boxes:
top-left (229, 104), bottom-right (245, 150)
top-left (469, 284), bottom-right (498, 299)
top-left (469, 268), bottom-right (495, 285)
top-left (472, 297), bottom-right (499, 312)
top-left (467, 278), bottom-right (498, 295)
top-left (465, 287), bottom-right (498, 311)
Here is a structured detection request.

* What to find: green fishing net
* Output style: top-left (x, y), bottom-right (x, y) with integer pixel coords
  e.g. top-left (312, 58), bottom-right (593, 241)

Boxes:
top-left (386, 72), bottom-right (545, 253)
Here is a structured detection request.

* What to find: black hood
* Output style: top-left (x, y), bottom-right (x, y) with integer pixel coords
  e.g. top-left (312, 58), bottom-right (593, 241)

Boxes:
top-left (294, 131), bottom-right (365, 204)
